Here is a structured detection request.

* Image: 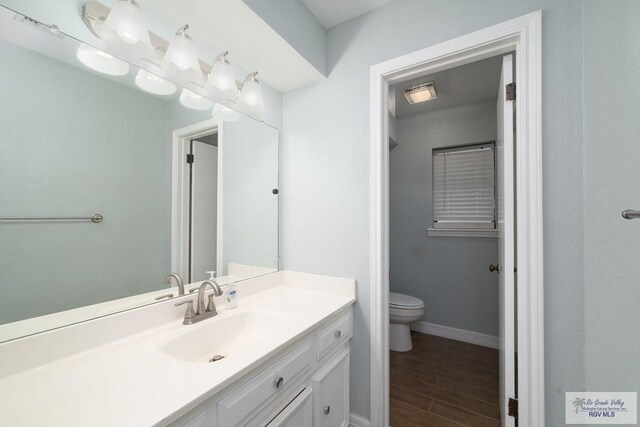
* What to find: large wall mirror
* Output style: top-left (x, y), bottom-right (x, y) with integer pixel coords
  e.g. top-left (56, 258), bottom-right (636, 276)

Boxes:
top-left (0, 5), bottom-right (279, 342)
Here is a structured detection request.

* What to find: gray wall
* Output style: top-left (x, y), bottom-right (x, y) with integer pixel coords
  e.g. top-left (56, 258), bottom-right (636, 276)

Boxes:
top-left (0, 41), bottom-right (171, 323)
top-left (583, 0), bottom-right (640, 394)
top-left (281, 0), bottom-right (585, 422)
top-left (390, 101), bottom-right (498, 337)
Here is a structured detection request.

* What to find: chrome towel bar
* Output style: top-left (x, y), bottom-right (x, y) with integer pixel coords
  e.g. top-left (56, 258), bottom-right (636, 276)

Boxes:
top-left (0, 213), bottom-right (103, 223)
top-left (622, 209), bottom-right (640, 220)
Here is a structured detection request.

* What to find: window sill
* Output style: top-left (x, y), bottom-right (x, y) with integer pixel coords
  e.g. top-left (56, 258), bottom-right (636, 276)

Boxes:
top-left (427, 228), bottom-right (498, 238)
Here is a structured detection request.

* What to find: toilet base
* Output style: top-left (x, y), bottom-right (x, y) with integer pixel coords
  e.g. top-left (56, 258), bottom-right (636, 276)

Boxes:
top-left (389, 322), bottom-right (413, 352)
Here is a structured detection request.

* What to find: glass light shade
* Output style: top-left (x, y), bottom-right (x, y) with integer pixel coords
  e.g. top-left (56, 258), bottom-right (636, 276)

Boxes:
top-left (76, 45), bottom-right (130, 76)
top-left (237, 73), bottom-right (264, 113)
top-left (179, 89), bottom-right (214, 110)
top-left (100, 0), bottom-right (153, 58)
top-left (135, 69), bottom-right (176, 95)
top-left (212, 103), bottom-right (242, 122)
top-left (161, 26), bottom-right (203, 82)
top-left (206, 53), bottom-right (238, 98)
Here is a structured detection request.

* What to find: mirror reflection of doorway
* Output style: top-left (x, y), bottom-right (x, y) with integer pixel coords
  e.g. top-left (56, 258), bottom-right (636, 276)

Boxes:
top-left (188, 133), bottom-right (219, 283)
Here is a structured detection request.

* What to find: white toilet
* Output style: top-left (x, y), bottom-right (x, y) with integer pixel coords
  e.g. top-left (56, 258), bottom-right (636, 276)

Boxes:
top-left (389, 292), bottom-right (425, 352)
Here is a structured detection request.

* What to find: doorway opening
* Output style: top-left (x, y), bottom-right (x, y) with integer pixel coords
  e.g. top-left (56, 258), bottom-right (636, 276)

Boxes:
top-left (171, 119), bottom-right (222, 284)
top-left (388, 53), bottom-right (512, 426)
top-left (369, 12), bottom-right (543, 427)
top-left (188, 132), bottom-right (220, 283)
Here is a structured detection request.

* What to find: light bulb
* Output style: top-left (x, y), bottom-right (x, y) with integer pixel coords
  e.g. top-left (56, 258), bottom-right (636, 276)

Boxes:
top-left (161, 25), bottom-right (203, 82)
top-left (95, 50), bottom-right (114, 60)
top-left (212, 103), bottom-right (242, 121)
top-left (116, 30), bottom-right (138, 45)
top-left (206, 51), bottom-right (238, 99)
top-left (76, 44), bottom-right (130, 76)
top-left (101, 0), bottom-right (153, 57)
top-left (179, 89), bottom-right (214, 110)
top-left (237, 72), bottom-right (264, 112)
top-left (135, 69), bottom-right (176, 95)
top-left (174, 62), bottom-right (190, 71)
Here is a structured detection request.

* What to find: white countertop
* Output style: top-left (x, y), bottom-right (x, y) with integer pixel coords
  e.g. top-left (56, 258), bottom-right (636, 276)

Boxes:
top-left (0, 271), bottom-right (356, 426)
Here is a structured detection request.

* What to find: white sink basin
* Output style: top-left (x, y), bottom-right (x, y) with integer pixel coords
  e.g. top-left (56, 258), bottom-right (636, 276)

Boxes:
top-left (159, 311), bottom-right (283, 363)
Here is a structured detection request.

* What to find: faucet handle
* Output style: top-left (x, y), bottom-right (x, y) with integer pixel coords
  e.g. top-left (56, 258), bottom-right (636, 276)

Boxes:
top-left (206, 294), bottom-right (218, 314)
top-left (175, 299), bottom-right (196, 323)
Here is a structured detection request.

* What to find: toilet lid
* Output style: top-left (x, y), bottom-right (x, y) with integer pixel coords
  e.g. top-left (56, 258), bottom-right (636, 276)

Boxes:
top-left (389, 292), bottom-right (424, 308)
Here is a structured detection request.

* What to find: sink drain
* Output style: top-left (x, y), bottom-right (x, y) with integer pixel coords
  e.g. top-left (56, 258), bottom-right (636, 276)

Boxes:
top-left (209, 354), bottom-right (225, 363)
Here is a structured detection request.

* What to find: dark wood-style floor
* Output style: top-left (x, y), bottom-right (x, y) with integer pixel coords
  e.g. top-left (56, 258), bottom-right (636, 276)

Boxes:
top-left (390, 332), bottom-right (500, 427)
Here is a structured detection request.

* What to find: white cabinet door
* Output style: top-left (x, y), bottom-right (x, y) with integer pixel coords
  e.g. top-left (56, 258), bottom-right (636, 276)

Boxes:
top-left (312, 349), bottom-right (349, 427)
top-left (265, 388), bottom-right (313, 427)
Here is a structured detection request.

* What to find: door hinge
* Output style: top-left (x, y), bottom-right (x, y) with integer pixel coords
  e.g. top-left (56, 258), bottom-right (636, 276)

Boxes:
top-left (508, 397), bottom-right (518, 418)
top-left (506, 82), bottom-right (516, 101)
top-left (186, 154), bottom-right (194, 164)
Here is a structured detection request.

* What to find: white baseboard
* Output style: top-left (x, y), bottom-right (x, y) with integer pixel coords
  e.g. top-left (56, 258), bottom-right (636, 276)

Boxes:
top-left (349, 413), bottom-right (371, 427)
top-left (410, 321), bottom-right (499, 349)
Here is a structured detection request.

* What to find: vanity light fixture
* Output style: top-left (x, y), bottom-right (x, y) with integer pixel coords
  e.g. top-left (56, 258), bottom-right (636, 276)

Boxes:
top-left (403, 81), bottom-right (437, 104)
top-left (100, 0), bottom-right (153, 57)
top-left (135, 69), bottom-right (176, 95)
top-left (81, 2), bottom-right (267, 113)
top-left (161, 24), bottom-right (203, 82)
top-left (237, 71), bottom-right (264, 113)
top-left (206, 51), bottom-right (238, 99)
top-left (76, 44), bottom-right (130, 76)
top-left (212, 103), bottom-right (242, 122)
top-left (179, 88), bottom-right (214, 110)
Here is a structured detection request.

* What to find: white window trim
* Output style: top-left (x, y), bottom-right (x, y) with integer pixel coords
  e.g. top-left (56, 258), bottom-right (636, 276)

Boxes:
top-left (427, 227), bottom-right (498, 238)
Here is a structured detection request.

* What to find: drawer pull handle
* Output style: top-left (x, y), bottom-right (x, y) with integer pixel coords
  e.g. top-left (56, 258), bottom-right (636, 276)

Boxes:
top-left (334, 330), bottom-right (342, 338)
top-left (275, 377), bottom-right (284, 389)
top-left (324, 405), bottom-right (331, 414)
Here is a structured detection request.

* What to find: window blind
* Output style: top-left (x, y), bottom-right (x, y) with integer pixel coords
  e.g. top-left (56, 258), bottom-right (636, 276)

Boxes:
top-left (432, 143), bottom-right (496, 229)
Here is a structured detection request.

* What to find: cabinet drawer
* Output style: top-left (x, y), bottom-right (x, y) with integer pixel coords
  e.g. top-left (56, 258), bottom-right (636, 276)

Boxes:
top-left (316, 310), bottom-right (352, 360)
top-left (218, 339), bottom-right (314, 426)
top-left (265, 387), bottom-right (313, 427)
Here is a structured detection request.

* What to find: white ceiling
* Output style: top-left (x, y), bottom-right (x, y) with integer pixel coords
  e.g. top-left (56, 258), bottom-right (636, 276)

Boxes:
top-left (302, 0), bottom-right (393, 28)
top-left (139, 0), bottom-right (325, 92)
top-left (392, 55), bottom-right (503, 118)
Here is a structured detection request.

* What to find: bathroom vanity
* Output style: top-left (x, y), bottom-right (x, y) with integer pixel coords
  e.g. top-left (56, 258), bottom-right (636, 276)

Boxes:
top-left (0, 271), bottom-right (355, 426)
top-left (0, 5), bottom-right (355, 426)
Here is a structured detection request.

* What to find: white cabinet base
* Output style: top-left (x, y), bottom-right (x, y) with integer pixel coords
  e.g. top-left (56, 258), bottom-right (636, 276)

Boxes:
top-left (169, 307), bottom-right (353, 427)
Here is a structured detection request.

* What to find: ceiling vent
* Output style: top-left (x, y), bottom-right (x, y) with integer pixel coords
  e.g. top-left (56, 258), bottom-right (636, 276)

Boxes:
top-left (403, 82), bottom-right (437, 104)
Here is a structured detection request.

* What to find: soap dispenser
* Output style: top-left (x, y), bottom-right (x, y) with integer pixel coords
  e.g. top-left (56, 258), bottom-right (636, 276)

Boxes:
top-left (225, 275), bottom-right (238, 309)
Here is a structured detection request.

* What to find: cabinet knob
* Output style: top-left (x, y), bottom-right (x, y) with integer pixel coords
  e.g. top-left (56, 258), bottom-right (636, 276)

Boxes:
top-left (324, 405), bottom-right (331, 415)
top-left (275, 377), bottom-right (284, 389)
top-left (489, 264), bottom-right (501, 273)
top-left (334, 330), bottom-right (342, 338)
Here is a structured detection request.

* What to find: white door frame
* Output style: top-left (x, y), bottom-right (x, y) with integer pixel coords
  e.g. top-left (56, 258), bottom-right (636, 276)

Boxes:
top-left (369, 12), bottom-right (543, 427)
top-left (171, 119), bottom-right (223, 281)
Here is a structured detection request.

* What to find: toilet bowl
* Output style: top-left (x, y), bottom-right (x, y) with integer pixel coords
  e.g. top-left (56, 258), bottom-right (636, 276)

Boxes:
top-left (389, 292), bottom-right (425, 352)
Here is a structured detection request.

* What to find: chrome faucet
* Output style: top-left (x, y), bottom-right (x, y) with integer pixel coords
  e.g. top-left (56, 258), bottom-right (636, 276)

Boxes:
top-left (196, 280), bottom-right (224, 316)
top-left (164, 273), bottom-right (185, 296)
top-left (175, 280), bottom-right (224, 325)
